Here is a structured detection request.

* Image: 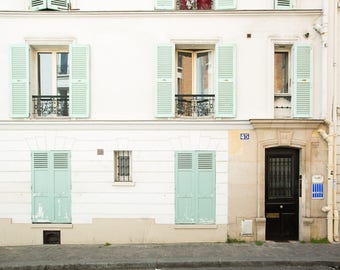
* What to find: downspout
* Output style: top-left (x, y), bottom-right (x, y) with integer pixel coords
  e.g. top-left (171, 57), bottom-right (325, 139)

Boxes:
top-left (316, 0), bottom-right (333, 243)
top-left (331, 0), bottom-right (339, 242)
top-left (319, 125), bottom-right (334, 243)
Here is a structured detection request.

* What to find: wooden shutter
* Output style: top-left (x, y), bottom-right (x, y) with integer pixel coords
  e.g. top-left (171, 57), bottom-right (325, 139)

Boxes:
top-left (274, 0), bottom-right (292, 9)
top-left (70, 45), bottom-right (90, 118)
top-left (155, 0), bottom-right (175, 10)
top-left (10, 45), bottom-right (30, 118)
top-left (32, 152), bottom-right (52, 223)
top-left (175, 151), bottom-right (216, 224)
top-left (293, 44), bottom-right (312, 118)
top-left (30, 0), bottom-right (47, 11)
top-left (215, 0), bottom-right (236, 10)
top-left (53, 152), bottom-right (71, 223)
top-left (215, 44), bottom-right (236, 117)
top-left (32, 151), bottom-right (71, 223)
top-left (155, 44), bottom-right (175, 117)
top-left (175, 152), bottom-right (195, 224)
top-left (47, 0), bottom-right (69, 10)
top-left (196, 152), bottom-right (215, 224)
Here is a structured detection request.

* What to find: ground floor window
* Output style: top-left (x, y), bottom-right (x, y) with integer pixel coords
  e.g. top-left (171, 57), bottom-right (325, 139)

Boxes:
top-left (175, 151), bottom-right (216, 224)
top-left (31, 151), bottom-right (71, 223)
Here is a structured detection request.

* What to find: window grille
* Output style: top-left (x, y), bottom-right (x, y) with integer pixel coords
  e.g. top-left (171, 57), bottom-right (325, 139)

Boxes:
top-left (114, 151), bottom-right (132, 182)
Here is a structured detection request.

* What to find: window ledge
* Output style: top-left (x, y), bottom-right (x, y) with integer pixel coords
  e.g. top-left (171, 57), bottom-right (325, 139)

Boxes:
top-left (175, 224), bottom-right (217, 229)
top-left (113, 181), bottom-right (135, 187)
top-left (31, 223), bottom-right (73, 229)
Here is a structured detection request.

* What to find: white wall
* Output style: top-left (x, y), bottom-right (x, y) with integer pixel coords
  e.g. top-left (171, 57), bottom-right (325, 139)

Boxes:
top-left (0, 11), bottom-right (323, 120)
top-left (0, 124), bottom-right (228, 225)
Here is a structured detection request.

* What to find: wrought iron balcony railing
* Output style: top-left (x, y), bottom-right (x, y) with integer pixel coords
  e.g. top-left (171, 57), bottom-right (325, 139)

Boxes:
top-left (175, 94), bottom-right (215, 117)
top-left (32, 95), bottom-right (69, 117)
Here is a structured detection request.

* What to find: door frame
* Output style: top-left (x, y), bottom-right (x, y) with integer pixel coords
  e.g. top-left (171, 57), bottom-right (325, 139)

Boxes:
top-left (265, 147), bottom-right (300, 241)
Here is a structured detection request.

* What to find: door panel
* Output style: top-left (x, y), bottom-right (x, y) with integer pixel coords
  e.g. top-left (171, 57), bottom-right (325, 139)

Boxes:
top-left (265, 148), bottom-right (299, 241)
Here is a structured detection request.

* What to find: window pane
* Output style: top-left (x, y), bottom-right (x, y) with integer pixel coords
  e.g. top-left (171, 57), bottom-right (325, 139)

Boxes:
top-left (274, 52), bottom-right (288, 94)
top-left (177, 52), bottom-right (193, 95)
top-left (179, 0), bottom-right (211, 9)
top-left (197, 52), bottom-right (212, 94)
top-left (57, 53), bottom-right (69, 96)
top-left (197, 0), bottom-right (211, 9)
top-left (38, 53), bottom-right (53, 95)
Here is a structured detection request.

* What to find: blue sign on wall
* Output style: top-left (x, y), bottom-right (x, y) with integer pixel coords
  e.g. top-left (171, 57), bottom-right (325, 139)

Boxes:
top-left (240, 133), bottom-right (250, 140)
top-left (312, 183), bottom-right (324, 199)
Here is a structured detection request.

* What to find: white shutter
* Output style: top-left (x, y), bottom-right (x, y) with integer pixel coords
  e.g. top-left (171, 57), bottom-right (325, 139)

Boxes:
top-left (155, 0), bottom-right (175, 10)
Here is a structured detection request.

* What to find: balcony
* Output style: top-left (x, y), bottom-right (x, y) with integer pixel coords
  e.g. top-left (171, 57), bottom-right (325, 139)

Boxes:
top-left (32, 95), bottom-right (69, 117)
top-left (175, 94), bottom-right (215, 117)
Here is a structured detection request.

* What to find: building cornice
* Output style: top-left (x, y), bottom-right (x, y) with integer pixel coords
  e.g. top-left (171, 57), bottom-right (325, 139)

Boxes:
top-left (0, 119), bottom-right (253, 131)
top-left (250, 119), bottom-right (325, 130)
top-left (0, 9), bottom-right (322, 18)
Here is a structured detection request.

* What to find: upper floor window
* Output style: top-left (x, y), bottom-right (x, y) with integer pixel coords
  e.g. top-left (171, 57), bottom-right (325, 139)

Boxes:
top-left (29, 0), bottom-right (70, 11)
top-left (155, 0), bottom-right (236, 10)
top-left (178, 0), bottom-right (212, 10)
top-left (35, 51), bottom-right (70, 117)
top-left (274, 0), bottom-right (292, 9)
top-left (176, 49), bottom-right (214, 117)
top-left (273, 44), bottom-right (312, 118)
top-left (155, 43), bottom-right (236, 118)
top-left (9, 44), bottom-right (90, 119)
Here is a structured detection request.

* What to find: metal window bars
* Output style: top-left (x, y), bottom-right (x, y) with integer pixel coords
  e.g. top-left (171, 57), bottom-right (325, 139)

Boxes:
top-left (115, 151), bottom-right (132, 182)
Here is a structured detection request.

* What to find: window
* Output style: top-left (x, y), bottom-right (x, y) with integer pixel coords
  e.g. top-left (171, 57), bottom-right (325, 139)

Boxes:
top-left (155, 0), bottom-right (236, 10)
top-left (35, 50), bottom-right (69, 117)
top-left (178, 0), bottom-right (212, 10)
top-left (274, 45), bottom-right (291, 118)
top-left (114, 151), bottom-right (132, 182)
top-left (155, 44), bottom-right (236, 118)
top-left (176, 49), bottom-right (214, 117)
top-left (274, 0), bottom-right (292, 9)
top-left (175, 151), bottom-right (215, 224)
top-left (32, 151), bottom-right (71, 224)
top-left (273, 44), bottom-right (312, 118)
top-left (29, 0), bottom-right (70, 11)
top-left (10, 44), bottom-right (90, 118)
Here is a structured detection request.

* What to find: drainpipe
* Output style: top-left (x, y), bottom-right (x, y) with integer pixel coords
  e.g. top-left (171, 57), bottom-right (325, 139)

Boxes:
top-left (316, 0), bottom-right (339, 243)
top-left (331, 0), bottom-right (339, 242)
top-left (318, 125), bottom-right (334, 243)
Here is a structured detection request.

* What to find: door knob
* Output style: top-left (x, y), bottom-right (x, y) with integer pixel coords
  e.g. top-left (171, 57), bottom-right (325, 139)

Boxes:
top-left (280, 205), bottom-right (283, 209)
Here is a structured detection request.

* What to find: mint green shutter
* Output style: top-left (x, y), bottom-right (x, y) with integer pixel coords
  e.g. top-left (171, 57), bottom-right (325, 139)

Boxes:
top-left (215, 44), bottom-right (236, 117)
top-left (175, 151), bottom-right (216, 224)
top-left (274, 0), bottom-right (292, 9)
top-left (10, 45), bottom-right (30, 118)
top-left (215, 0), bottom-right (236, 10)
top-left (155, 44), bottom-right (175, 117)
top-left (70, 45), bottom-right (90, 118)
top-left (197, 152), bottom-right (215, 224)
top-left (30, 0), bottom-right (47, 10)
top-left (32, 151), bottom-right (71, 223)
top-left (293, 44), bottom-right (312, 118)
top-left (53, 152), bottom-right (71, 223)
top-left (175, 152), bottom-right (195, 224)
top-left (47, 0), bottom-right (69, 10)
top-left (155, 0), bottom-right (174, 10)
top-left (32, 152), bottom-right (52, 223)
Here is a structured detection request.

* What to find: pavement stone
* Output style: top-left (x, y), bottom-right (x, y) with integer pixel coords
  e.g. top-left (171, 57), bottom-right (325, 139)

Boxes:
top-left (0, 242), bottom-right (340, 269)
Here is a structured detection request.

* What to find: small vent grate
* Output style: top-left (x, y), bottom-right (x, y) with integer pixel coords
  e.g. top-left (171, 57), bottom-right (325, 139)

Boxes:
top-left (54, 153), bottom-right (69, 169)
top-left (177, 153), bottom-right (193, 170)
top-left (198, 153), bottom-right (213, 170)
top-left (33, 153), bottom-right (48, 169)
top-left (43, 230), bottom-right (60, 244)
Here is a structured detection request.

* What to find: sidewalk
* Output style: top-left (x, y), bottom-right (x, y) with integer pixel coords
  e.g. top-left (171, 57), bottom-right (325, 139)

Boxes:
top-left (1, 242), bottom-right (340, 269)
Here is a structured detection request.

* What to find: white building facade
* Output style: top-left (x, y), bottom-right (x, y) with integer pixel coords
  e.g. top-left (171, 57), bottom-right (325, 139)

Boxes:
top-left (0, 0), bottom-right (339, 245)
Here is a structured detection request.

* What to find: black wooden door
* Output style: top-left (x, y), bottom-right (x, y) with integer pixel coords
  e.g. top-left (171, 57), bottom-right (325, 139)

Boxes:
top-left (265, 147), bottom-right (299, 241)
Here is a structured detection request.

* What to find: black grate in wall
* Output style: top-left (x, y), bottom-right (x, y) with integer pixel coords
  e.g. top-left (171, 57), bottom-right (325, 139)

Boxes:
top-left (43, 230), bottom-right (61, 244)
